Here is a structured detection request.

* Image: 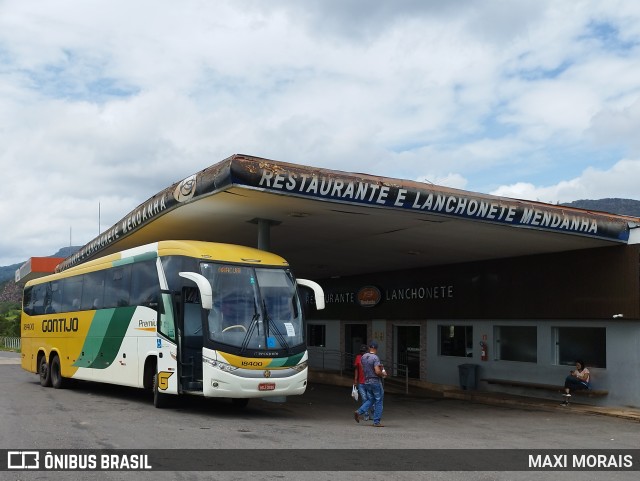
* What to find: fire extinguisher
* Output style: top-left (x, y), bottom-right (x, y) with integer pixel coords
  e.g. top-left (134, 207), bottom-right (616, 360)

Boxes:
top-left (480, 341), bottom-right (488, 361)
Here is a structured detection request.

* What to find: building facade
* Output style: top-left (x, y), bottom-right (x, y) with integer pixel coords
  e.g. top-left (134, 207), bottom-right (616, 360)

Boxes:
top-left (306, 244), bottom-right (640, 407)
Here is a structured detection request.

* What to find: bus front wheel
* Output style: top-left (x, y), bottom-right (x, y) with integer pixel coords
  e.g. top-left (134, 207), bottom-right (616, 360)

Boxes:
top-left (50, 355), bottom-right (65, 389)
top-left (39, 355), bottom-right (51, 387)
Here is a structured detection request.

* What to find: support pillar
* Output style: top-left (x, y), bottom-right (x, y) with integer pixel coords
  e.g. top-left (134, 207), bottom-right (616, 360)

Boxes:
top-left (248, 218), bottom-right (281, 251)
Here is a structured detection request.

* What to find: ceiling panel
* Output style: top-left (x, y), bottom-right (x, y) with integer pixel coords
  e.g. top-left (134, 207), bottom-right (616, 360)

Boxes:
top-left (101, 187), bottom-right (615, 279)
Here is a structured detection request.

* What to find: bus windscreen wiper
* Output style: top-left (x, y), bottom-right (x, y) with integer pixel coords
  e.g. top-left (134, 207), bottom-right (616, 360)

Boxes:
top-left (239, 311), bottom-right (260, 354)
top-left (263, 300), bottom-right (290, 354)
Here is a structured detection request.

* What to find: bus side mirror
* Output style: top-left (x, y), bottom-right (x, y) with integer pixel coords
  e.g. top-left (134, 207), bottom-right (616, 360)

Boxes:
top-left (179, 272), bottom-right (213, 310)
top-left (297, 279), bottom-right (325, 310)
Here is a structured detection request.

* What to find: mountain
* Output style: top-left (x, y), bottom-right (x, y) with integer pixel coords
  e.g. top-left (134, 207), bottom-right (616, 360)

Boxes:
top-left (0, 246), bottom-right (80, 284)
top-left (560, 198), bottom-right (640, 217)
top-left (51, 246), bottom-right (81, 258)
top-left (0, 263), bottom-right (21, 285)
top-left (0, 279), bottom-right (22, 304)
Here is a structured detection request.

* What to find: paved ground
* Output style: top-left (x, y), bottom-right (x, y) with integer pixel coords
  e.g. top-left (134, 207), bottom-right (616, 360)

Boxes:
top-left (1, 350), bottom-right (638, 481)
top-left (311, 368), bottom-right (640, 422)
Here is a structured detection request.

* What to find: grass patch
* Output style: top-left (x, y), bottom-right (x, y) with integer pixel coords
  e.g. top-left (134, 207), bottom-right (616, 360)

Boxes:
top-left (0, 345), bottom-right (20, 353)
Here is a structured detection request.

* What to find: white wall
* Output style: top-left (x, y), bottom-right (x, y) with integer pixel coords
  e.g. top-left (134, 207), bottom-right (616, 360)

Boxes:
top-left (426, 319), bottom-right (640, 408)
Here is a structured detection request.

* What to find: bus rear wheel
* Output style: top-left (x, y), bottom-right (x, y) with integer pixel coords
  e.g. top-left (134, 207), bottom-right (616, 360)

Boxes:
top-left (50, 355), bottom-right (65, 389)
top-left (39, 355), bottom-right (51, 387)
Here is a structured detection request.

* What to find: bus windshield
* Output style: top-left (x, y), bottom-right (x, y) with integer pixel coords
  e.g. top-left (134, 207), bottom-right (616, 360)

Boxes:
top-left (201, 263), bottom-right (303, 352)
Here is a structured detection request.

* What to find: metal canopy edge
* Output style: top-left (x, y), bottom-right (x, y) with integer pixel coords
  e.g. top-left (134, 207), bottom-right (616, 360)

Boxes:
top-left (56, 154), bottom-right (637, 273)
top-left (229, 156), bottom-right (631, 241)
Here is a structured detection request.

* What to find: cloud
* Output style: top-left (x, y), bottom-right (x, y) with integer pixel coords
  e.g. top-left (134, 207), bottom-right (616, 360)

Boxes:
top-left (416, 173), bottom-right (469, 190)
top-left (2, 1), bottom-right (640, 265)
top-left (490, 158), bottom-right (640, 203)
top-left (589, 97), bottom-right (640, 155)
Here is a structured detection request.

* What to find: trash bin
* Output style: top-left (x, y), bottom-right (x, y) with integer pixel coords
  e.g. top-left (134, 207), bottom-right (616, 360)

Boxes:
top-left (458, 363), bottom-right (479, 390)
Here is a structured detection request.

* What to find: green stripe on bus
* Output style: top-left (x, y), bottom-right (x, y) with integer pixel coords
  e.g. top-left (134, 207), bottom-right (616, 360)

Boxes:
top-left (113, 251), bottom-right (158, 267)
top-left (72, 309), bottom-right (115, 367)
top-left (73, 307), bottom-right (136, 369)
top-left (88, 306), bottom-right (137, 369)
top-left (269, 352), bottom-right (305, 367)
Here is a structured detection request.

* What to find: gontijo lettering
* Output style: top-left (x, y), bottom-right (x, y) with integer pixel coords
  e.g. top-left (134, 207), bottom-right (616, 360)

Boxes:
top-left (42, 318), bottom-right (79, 333)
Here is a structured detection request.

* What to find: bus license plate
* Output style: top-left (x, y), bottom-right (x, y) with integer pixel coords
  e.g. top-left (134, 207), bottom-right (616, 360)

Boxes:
top-left (258, 383), bottom-right (276, 391)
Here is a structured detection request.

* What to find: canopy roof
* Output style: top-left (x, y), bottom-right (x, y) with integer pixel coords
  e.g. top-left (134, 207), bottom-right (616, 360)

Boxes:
top-left (57, 154), bottom-right (640, 279)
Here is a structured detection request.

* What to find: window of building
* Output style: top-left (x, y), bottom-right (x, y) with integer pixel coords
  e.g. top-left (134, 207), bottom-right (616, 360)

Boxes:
top-left (495, 325), bottom-right (537, 362)
top-left (439, 325), bottom-right (473, 357)
top-left (307, 324), bottom-right (326, 347)
top-left (554, 327), bottom-right (606, 368)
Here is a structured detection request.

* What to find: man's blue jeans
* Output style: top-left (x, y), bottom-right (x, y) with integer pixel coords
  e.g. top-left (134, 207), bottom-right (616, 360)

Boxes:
top-left (357, 382), bottom-right (384, 425)
top-left (357, 383), bottom-right (372, 418)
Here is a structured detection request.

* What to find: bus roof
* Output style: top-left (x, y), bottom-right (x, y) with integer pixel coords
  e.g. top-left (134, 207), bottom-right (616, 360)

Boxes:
top-left (25, 240), bottom-right (289, 287)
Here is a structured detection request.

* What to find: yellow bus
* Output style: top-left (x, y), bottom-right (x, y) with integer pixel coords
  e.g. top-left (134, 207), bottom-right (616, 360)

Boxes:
top-left (20, 240), bottom-right (324, 407)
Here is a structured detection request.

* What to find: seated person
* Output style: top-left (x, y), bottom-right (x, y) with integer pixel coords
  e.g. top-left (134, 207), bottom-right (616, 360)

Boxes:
top-left (562, 359), bottom-right (590, 405)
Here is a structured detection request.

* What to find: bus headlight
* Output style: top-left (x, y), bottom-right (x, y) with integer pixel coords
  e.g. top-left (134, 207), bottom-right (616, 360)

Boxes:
top-left (212, 360), bottom-right (238, 372)
top-left (290, 361), bottom-right (308, 373)
top-left (204, 355), bottom-right (238, 372)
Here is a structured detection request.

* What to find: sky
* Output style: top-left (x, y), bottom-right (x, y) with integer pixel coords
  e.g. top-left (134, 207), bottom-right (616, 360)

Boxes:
top-left (2, 0), bottom-right (640, 266)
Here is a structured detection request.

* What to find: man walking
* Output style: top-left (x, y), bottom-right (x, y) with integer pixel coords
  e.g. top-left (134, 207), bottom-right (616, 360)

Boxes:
top-left (354, 340), bottom-right (387, 427)
top-left (353, 344), bottom-right (372, 420)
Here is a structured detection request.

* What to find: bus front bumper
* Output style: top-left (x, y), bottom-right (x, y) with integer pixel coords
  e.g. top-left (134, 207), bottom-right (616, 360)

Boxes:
top-left (202, 363), bottom-right (308, 399)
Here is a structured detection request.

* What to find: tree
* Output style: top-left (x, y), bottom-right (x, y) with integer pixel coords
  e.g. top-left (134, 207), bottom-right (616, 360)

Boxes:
top-left (0, 301), bottom-right (20, 337)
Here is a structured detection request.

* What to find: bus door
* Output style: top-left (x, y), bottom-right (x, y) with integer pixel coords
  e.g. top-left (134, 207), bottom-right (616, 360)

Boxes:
top-left (156, 290), bottom-right (178, 396)
top-left (180, 287), bottom-right (204, 392)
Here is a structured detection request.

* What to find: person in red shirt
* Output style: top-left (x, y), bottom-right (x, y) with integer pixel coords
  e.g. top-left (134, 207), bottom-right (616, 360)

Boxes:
top-left (354, 340), bottom-right (387, 427)
top-left (353, 344), bottom-right (372, 420)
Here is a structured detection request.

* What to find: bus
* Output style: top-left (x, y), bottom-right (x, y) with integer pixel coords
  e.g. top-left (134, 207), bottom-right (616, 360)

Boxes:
top-left (20, 240), bottom-right (324, 407)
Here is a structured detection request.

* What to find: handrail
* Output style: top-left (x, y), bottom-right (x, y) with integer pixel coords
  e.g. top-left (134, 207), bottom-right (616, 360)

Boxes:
top-left (307, 347), bottom-right (410, 394)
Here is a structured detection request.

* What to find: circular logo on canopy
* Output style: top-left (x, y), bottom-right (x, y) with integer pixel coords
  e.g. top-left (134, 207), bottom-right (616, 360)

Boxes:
top-left (174, 175), bottom-right (197, 203)
top-left (357, 286), bottom-right (381, 308)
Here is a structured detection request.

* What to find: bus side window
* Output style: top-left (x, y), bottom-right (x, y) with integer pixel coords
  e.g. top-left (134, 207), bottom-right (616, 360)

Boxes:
top-left (31, 284), bottom-right (46, 315)
top-left (81, 271), bottom-right (106, 311)
top-left (61, 277), bottom-right (83, 313)
top-left (184, 294), bottom-right (203, 338)
top-left (23, 286), bottom-right (34, 316)
top-left (103, 266), bottom-right (131, 308)
top-left (44, 282), bottom-right (59, 314)
top-left (158, 292), bottom-right (177, 342)
top-left (130, 260), bottom-right (160, 310)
